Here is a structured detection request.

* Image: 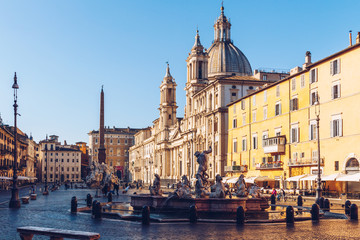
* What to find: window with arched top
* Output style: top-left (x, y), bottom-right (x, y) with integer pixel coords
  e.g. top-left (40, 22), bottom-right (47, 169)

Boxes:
top-left (209, 94), bottom-right (213, 111)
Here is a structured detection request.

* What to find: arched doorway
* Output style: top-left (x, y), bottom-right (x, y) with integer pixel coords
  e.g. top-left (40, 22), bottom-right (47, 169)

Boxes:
top-left (345, 158), bottom-right (359, 174)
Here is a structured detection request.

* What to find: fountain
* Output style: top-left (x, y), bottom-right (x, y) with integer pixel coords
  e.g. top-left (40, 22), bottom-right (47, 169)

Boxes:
top-left (130, 147), bottom-right (269, 218)
top-left (85, 161), bottom-right (119, 191)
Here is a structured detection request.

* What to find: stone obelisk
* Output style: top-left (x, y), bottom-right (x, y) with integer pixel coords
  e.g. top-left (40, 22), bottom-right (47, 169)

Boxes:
top-left (98, 86), bottom-right (106, 164)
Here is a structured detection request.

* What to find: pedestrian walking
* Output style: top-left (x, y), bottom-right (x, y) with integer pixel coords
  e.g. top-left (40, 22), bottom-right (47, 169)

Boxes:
top-left (114, 182), bottom-right (119, 195)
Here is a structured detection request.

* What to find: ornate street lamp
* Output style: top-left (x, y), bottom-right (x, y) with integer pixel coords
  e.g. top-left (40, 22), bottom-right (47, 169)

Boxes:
top-left (43, 135), bottom-right (49, 195)
top-left (315, 97), bottom-right (322, 201)
top-left (9, 72), bottom-right (21, 208)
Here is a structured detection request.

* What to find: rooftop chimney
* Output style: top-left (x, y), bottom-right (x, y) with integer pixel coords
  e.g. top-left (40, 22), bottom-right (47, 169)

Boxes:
top-left (357, 32), bottom-right (360, 44)
top-left (302, 51), bottom-right (312, 69)
top-left (349, 30), bottom-right (353, 46)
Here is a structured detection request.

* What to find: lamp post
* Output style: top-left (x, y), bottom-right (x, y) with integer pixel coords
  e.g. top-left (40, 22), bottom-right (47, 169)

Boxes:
top-left (43, 135), bottom-right (49, 195)
top-left (315, 97), bottom-right (322, 200)
top-left (9, 72), bottom-right (21, 208)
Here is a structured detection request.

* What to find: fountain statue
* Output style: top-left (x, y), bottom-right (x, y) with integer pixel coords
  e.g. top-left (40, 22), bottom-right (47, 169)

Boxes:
top-left (169, 175), bottom-right (192, 199)
top-left (195, 146), bottom-right (212, 186)
top-left (248, 184), bottom-right (261, 198)
top-left (234, 174), bottom-right (248, 197)
top-left (86, 161), bottom-right (119, 189)
top-left (195, 173), bottom-right (209, 198)
top-left (210, 174), bottom-right (226, 198)
top-left (150, 174), bottom-right (162, 196)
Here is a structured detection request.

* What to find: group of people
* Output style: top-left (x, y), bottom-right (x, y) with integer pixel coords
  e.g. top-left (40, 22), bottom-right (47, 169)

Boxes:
top-left (272, 188), bottom-right (287, 201)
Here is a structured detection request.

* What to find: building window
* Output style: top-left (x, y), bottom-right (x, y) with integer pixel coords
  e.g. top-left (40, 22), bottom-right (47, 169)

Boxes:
top-left (309, 120), bottom-right (317, 140)
top-left (252, 110), bottom-right (256, 123)
top-left (233, 138), bottom-right (237, 153)
top-left (95, 138), bottom-right (98, 143)
top-left (290, 98), bottom-right (298, 111)
top-left (290, 124), bottom-right (299, 143)
top-left (125, 140), bottom-right (128, 144)
top-left (293, 152), bottom-right (298, 161)
top-left (242, 114), bottom-right (246, 126)
top-left (332, 82), bottom-right (341, 99)
top-left (291, 78), bottom-right (296, 91)
top-left (310, 90), bottom-right (318, 105)
top-left (335, 161), bottom-right (339, 171)
top-left (275, 102), bottom-right (281, 116)
top-left (263, 106), bottom-right (267, 120)
top-left (310, 68), bottom-right (318, 83)
top-left (300, 74), bottom-right (305, 88)
top-left (241, 100), bottom-right (245, 110)
top-left (262, 75), bottom-right (267, 81)
top-left (233, 119), bottom-right (237, 128)
top-left (233, 105), bottom-right (236, 114)
top-left (312, 150), bottom-right (318, 161)
top-left (331, 114), bottom-right (343, 137)
top-left (262, 131), bottom-right (268, 147)
top-left (252, 134), bottom-right (258, 149)
top-left (231, 92), bottom-right (238, 102)
top-left (330, 58), bottom-right (341, 75)
top-left (242, 138), bottom-right (247, 151)
top-left (264, 90), bottom-right (267, 102)
top-left (276, 85), bottom-right (280, 97)
top-left (275, 128), bottom-right (281, 136)
top-left (252, 96), bottom-right (256, 106)
top-left (169, 114), bottom-right (171, 119)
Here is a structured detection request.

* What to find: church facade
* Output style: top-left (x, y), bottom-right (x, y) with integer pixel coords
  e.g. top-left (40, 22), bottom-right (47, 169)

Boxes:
top-left (129, 7), bottom-right (287, 184)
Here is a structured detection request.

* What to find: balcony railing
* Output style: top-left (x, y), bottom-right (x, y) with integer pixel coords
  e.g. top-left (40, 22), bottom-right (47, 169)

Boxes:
top-left (262, 136), bottom-right (286, 154)
top-left (224, 165), bottom-right (248, 172)
top-left (288, 158), bottom-right (324, 167)
top-left (256, 162), bottom-right (283, 170)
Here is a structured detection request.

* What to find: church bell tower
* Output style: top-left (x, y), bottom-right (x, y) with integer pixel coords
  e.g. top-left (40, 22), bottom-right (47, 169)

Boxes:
top-left (159, 63), bottom-right (177, 131)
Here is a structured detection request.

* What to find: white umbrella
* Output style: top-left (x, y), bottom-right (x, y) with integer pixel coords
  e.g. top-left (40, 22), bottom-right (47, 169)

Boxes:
top-left (17, 176), bottom-right (30, 180)
top-left (301, 174), bottom-right (323, 181)
top-left (244, 176), bottom-right (257, 184)
top-left (322, 173), bottom-right (346, 181)
top-left (0, 176), bottom-right (12, 180)
top-left (336, 173), bottom-right (360, 182)
top-left (285, 174), bottom-right (308, 182)
top-left (227, 177), bottom-right (239, 184)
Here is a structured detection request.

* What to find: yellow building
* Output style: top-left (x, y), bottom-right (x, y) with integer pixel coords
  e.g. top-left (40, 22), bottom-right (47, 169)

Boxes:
top-left (227, 34), bottom-right (360, 193)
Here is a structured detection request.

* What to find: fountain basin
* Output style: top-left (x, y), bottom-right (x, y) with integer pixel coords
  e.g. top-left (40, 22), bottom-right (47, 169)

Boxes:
top-left (131, 195), bottom-right (269, 214)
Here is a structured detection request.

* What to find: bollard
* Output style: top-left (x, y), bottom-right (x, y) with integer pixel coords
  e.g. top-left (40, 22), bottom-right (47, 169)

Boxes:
top-left (92, 200), bottom-right (98, 216)
top-left (71, 196), bottom-right (77, 213)
top-left (270, 194), bottom-right (276, 210)
top-left (297, 195), bottom-right (303, 207)
top-left (94, 202), bottom-right (102, 219)
top-left (323, 199), bottom-right (330, 212)
top-left (189, 205), bottom-right (197, 223)
top-left (311, 203), bottom-right (320, 221)
top-left (142, 206), bottom-right (151, 225)
top-left (86, 194), bottom-right (93, 207)
top-left (345, 200), bottom-right (352, 215)
top-left (286, 206), bottom-right (295, 225)
top-left (350, 204), bottom-right (358, 220)
top-left (107, 192), bottom-right (112, 203)
top-left (236, 206), bottom-right (245, 225)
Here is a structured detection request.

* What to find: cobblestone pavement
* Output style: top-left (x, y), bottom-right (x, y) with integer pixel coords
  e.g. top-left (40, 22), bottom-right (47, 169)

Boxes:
top-left (1, 187), bottom-right (360, 239)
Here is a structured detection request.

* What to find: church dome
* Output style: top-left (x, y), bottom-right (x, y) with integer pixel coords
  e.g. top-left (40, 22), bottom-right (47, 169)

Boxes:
top-left (207, 42), bottom-right (252, 76)
top-left (207, 6), bottom-right (252, 77)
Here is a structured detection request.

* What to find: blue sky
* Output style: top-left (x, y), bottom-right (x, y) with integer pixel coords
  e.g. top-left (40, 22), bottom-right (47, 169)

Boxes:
top-left (0, 0), bottom-right (359, 144)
